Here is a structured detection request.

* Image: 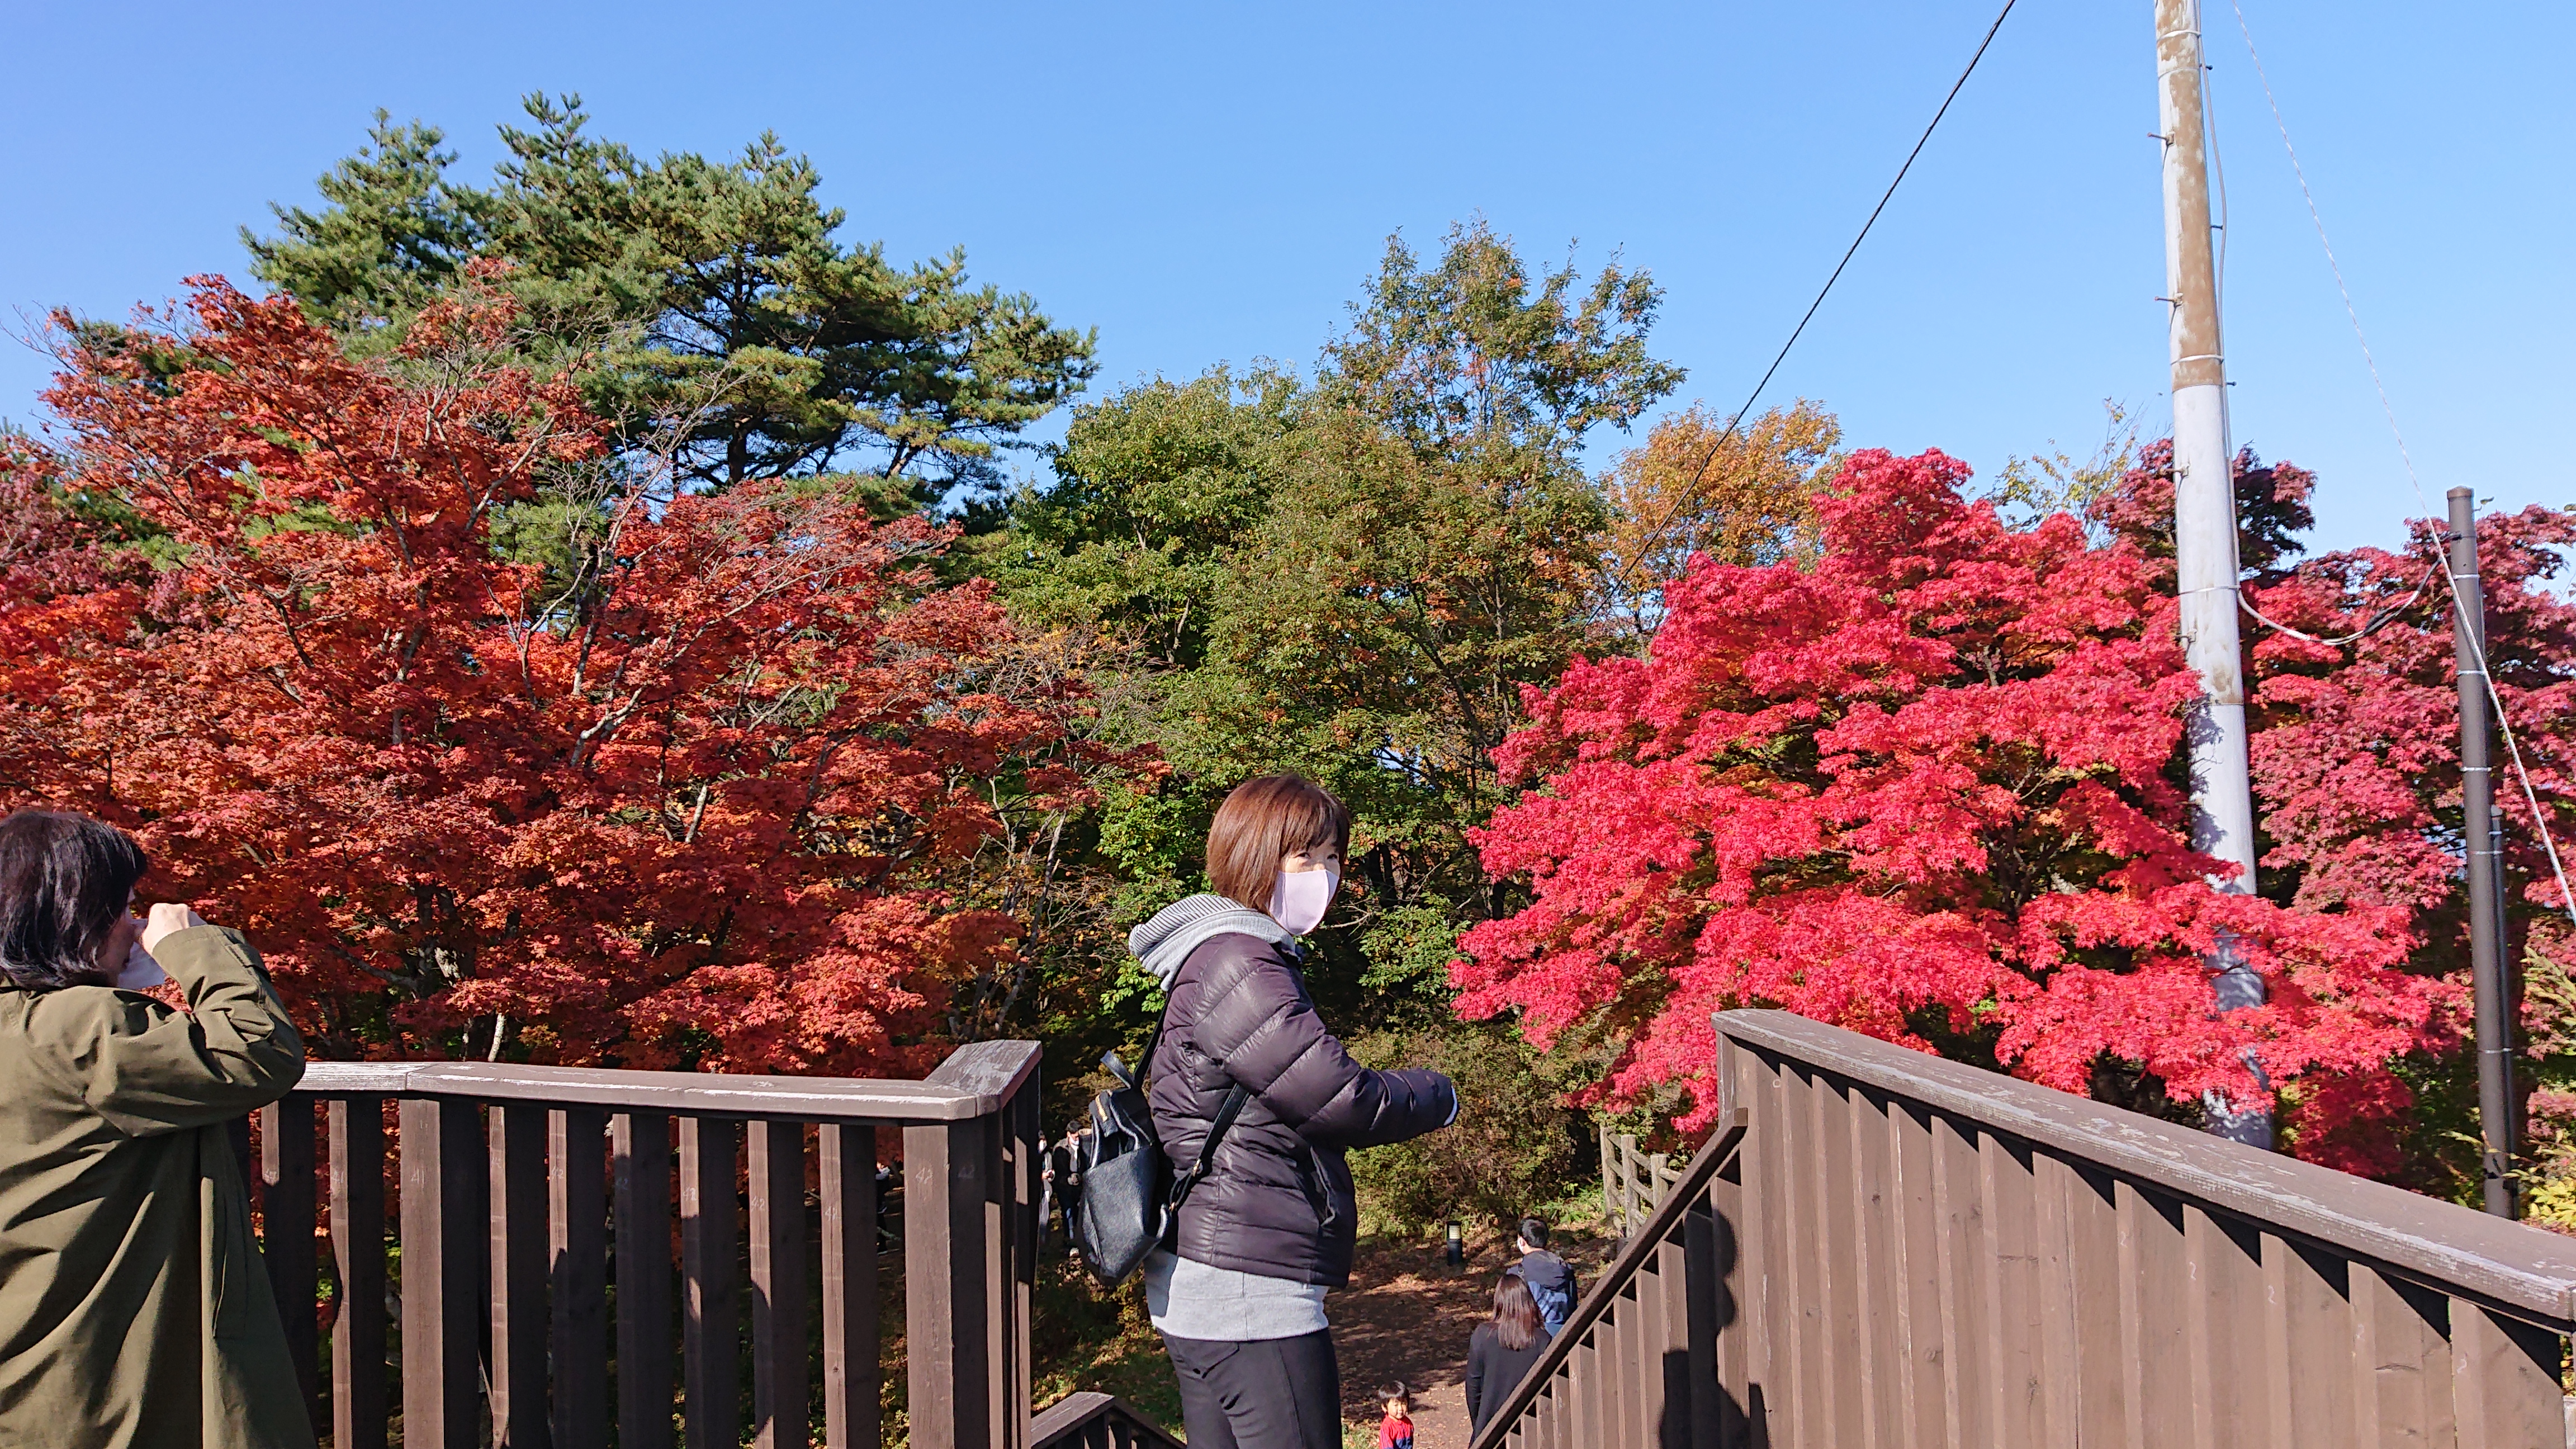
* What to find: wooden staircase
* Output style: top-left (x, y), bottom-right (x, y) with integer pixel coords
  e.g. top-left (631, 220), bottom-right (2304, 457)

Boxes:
top-left (1470, 1010), bottom-right (2576, 1449)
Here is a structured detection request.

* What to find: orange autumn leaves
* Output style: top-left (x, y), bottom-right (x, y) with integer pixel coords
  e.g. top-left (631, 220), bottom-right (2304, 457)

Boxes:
top-left (1592, 399), bottom-right (1841, 637)
top-left (1, 277), bottom-right (1139, 1075)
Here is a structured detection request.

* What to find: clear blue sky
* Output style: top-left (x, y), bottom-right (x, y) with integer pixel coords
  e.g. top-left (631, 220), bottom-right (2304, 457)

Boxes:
top-left (4, 1), bottom-right (2566, 555)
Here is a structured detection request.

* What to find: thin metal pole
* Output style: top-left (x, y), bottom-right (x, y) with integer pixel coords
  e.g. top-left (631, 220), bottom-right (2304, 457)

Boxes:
top-left (2450, 486), bottom-right (2516, 1217)
top-left (2157, 0), bottom-right (2268, 1147)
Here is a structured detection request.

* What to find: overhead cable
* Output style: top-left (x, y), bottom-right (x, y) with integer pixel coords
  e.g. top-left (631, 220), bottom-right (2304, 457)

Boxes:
top-left (1642, 0), bottom-right (2021, 559)
top-left (2238, 557), bottom-right (2439, 648)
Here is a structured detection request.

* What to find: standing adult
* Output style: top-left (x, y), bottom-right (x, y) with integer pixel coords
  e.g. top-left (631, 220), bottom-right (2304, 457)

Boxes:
top-left (1135, 775), bottom-right (1459, 1449)
top-left (1465, 1271), bottom-right (1551, 1437)
top-left (0, 809), bottom-right (313, 1448)
top-left (1514, 1217), bottom-right (1578, 1337)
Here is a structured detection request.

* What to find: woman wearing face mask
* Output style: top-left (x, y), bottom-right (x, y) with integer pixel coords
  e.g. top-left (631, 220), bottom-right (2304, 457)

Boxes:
top-left (1131, 775), bottom-right (1459, 1449)
top-left (0, 809), bottom-right (312, 1449)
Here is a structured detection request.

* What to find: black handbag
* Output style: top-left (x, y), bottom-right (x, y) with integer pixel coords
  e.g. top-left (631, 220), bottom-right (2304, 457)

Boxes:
top-left (1070, 1006), bottom-right (1249, 1288)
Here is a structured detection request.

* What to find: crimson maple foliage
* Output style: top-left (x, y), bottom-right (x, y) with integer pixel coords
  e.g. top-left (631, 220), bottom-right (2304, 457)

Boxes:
top-left (2231, 480), bottom-right (2576, 1173)
top-left (0, 276), bottom-right (1129, 1074)
top-left (1453, 448), bottom-right (2451, 1164)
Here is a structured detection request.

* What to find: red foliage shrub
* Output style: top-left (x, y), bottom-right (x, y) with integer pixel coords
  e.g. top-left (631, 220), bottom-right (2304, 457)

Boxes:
top-left (1454, 448), bottom-right (2455, 1167)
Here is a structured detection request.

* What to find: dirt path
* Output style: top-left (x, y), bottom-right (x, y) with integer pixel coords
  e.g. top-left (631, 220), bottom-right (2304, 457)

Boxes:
top-left (1329, 1227), bottom-right (1611, 1448)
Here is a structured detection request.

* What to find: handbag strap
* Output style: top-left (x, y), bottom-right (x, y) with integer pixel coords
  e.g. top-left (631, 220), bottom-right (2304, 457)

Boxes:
top-left (1101, 983), bottom-right (1179, 1090)
top-left (1109, 946), bottom-right (1254, 1213)
top-left (1169, 1083), bottom-right (1250, 1213)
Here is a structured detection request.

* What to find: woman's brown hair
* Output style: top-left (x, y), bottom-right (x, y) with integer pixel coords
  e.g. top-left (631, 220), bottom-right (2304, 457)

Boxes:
top-left (1206, 775), bottom-right (1350, 914)
top-left (1490, 1270), bottom-right (1542, 1352)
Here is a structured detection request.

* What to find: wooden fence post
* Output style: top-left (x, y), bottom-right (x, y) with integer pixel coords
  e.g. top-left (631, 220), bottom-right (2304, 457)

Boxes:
top-left (259, 1099), bottom-right (319, 1428)
top-left (328, 1098), bottom-right (387, 1449)
top-left (399, 1098), bottom-right (484, 1449)
top-left (904, 1112), bottom-right (1001, 1449)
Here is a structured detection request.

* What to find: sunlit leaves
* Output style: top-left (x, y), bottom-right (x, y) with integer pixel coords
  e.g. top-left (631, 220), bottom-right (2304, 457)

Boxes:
top-left (1, 278), bottom-right (1137, 1074)
top-left (1456, 448), bottom-right (2442, 1167)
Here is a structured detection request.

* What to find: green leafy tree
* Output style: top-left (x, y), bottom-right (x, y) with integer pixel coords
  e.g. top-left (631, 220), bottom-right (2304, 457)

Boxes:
top-left (987, 220), bottom-right (1683, 1036)
top-left (970, 366), bottom-right (1298, 671)
top-left (248, 96), bottom-right (1094, 500)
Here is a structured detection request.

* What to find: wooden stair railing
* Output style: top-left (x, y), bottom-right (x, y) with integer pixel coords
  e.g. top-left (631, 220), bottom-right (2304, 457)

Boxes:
top-left (248, 1039), bottom-right (1041, 1449)
top-left (1472, 1105), bottom-right (1750, 1449)
top-left (1474, 1009), bottom-right (2576, 1448)
top-left (1031, 1390), bottom-right (1186, 1449)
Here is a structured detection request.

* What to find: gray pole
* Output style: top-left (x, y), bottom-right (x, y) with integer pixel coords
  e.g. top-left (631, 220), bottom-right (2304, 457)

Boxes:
top-left (2156, 0), bottom-right (2269, 1147)
top-left (2449, 486), bottom-right (2516, 1217)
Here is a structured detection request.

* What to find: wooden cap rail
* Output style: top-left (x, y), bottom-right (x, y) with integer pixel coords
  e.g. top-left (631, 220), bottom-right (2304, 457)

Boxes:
top-left (295, 1044), bottom-right (1036, 1122)
top-left (252, 1038), bottom-right (1043, 1449)
top-left (1474, 1010), bottom-right (2576, 1449)
top-left (1031, 1390), bottom-right (1186, 1449)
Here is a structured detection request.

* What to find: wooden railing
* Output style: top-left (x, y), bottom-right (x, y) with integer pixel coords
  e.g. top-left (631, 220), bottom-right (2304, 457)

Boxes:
top-left (249, 1040), bottom-right (1041, 1449)
top-left (1475, 1010), bottom-right (2576, 1449)
top-left (1030, 1391), bottom-right (1184, 1449)
top-left (1600, 1122), bottom-right (1687, 1242)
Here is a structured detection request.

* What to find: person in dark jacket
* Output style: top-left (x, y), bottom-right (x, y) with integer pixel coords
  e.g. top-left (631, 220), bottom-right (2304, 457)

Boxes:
top-left (1465, 1270), bottom-right (1551, 1436)
top-left (1514, 1216), bottom-right (1578, 1337)
top-left (1135, 775), bottom-right (1458, 1449)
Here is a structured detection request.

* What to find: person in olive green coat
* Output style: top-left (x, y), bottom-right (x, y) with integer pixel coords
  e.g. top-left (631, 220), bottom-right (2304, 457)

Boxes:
top-left (0, 810), bottom-right (313, 1449)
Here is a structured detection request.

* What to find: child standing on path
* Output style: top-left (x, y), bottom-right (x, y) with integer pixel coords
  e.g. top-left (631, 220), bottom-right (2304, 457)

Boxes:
top-left (1376, 1385), bottom-right (1415, 1449)
top-left (1514, 1218), bottom-right (1578, 1337)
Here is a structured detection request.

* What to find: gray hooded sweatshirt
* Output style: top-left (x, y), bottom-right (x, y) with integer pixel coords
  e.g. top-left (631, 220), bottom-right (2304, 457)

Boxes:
top-left (1129, 892), bottom-right (1298, 990)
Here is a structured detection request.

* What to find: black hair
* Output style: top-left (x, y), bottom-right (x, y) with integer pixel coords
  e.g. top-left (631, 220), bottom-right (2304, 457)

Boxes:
top-left (1519, 1217), bottom-right (1549, 1248)
top-left (0, 810), bottom-right (148, 992)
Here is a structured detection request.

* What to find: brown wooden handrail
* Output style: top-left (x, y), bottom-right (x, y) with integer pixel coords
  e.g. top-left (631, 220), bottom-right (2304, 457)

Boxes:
top-left (1031, 1389), bottom-right (1185, 1448)
top-left (253, 1038), bottom-right (1044, 1449)
top-left (295, 1054), bottom-right (1025, 1121)
top-left (1467, 1110), bottom-right (1748, 1448)
top-left (1472, 1010), bottom-right (2576, 1448)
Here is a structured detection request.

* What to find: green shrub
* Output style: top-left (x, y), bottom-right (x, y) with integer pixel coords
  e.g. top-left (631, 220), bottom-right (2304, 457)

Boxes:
top-left (1347, 1020), bottom-right (1579, 1231)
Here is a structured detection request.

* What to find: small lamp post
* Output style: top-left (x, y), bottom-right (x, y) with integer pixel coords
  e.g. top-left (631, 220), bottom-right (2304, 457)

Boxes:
top-left (1445, 1219), bottom-right (1464, 1266)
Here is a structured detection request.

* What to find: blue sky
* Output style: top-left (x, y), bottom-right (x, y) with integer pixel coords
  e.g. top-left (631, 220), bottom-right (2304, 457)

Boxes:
top-left (4, 1), bottom-right (2566, 556)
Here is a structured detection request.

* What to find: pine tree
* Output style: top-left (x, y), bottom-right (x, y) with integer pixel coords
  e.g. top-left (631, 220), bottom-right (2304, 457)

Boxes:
top-left (247, 95), bottom-right (1094, 500)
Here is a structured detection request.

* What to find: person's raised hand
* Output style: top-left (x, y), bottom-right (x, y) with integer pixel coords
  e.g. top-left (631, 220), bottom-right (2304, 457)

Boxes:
top-left (138, 902), bottom-right (209, 955)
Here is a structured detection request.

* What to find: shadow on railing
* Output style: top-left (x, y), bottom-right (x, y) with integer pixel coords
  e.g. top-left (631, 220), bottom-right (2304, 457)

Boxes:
top-left (1475, 1009), bottom-right (2576, 1449)
top-left (1030, 1390), bottom-right (1183, 1449)
top-left (247, 1040), bottom-right (1041, 1449)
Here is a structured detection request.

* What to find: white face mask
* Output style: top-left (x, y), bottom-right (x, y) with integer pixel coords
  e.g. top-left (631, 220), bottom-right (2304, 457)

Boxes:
top-left (1268, 865), bottom-right (1340, 935)
top-left (115, 939), bottom-right (168, 990)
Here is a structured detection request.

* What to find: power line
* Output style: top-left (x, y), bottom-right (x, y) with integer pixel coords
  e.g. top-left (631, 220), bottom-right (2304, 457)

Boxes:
top-left (1646, 0), bottom-right (2021, 555)
top-left (2238, 558), bottom-right (2438, 648)
top-left (2223, 0), bottom-right (2576, 928)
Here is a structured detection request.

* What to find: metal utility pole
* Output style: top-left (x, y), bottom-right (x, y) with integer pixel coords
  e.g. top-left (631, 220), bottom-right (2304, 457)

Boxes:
top-left (2449, 486), bottom-right (2517, 1217)
top-left (2156, 0), bottom-right (2268, 1147)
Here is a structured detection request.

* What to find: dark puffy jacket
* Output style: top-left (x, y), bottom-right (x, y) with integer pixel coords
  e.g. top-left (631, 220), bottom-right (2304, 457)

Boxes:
top-left (1148, 930), bottom-right (1455, 1286)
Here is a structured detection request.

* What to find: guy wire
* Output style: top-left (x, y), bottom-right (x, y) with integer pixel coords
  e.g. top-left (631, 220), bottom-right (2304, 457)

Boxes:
top-left (2225, 0), bottom-right (2576, 926)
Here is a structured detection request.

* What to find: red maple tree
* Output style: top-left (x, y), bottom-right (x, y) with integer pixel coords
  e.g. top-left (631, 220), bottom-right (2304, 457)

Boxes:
top-left (2224, 470), bottom-right (2576, 1172)
top-left (0, 275), bottom-right (1133, 1075)
top-left (1453, 447), bottom-right (2468, 1167)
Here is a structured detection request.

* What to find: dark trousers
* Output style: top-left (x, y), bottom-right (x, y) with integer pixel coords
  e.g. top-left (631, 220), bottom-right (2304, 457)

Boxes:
top-left (1161, 1329), bottom-right (1342, 1449)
